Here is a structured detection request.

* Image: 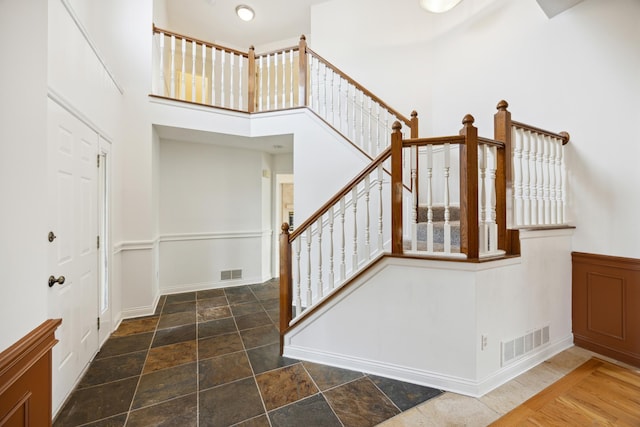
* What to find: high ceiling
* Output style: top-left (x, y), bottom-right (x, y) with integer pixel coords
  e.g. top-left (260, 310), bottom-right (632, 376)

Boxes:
top-left (157, 0), bottom-right (332, 50)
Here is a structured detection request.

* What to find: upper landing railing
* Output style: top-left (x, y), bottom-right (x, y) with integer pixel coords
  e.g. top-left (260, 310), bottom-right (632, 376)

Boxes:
top-left (151, 26), bottom-right (418, 161)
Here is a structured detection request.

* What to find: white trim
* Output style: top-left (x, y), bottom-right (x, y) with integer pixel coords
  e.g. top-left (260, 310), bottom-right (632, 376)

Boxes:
top-left (113, 239), bottom-right (158, 253)
top-left (519, 227), bottom-right (575, 239)
top-left (159, 230), bottom-right (266, 242)
top-left (59, 0), bottom-right (124, 94)
top-left (284, 334), bottom-right (574, 397)
top-left (149, 95), bottom-right (251, 119)
top-left (160, 275), bottom-right (267, 295)
top-left (47, 87), bottom-right (115, 144)
top-left (120, 291), bottom-right (160, 320)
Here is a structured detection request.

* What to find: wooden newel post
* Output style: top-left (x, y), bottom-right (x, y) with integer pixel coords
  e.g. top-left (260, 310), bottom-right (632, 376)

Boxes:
top-left (298, 35), bottom-right (308, 107)
top-left (494, 100), bottom-right (519, 255)
top-left (279, 223), bottom-right (293, 354)
top-left (459, 114), bottom-right (479, 260)
top-left (410, 110), bottom-right (419, 139)
top-left (391, 121), bottom-right (404, 254)
top-left (248, 46), bottom-right (256, 113)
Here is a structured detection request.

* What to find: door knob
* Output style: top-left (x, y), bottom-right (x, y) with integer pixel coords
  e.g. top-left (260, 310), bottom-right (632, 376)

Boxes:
top-left (48, 275), bottom-right (65, 287)
top-left (48, 231), bottom-right (57, 242)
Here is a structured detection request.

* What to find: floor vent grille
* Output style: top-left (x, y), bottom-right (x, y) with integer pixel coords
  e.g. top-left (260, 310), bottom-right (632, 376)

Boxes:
top-left (220, 269), bottom-right (242, 281)
top-left (501, 326), bottom-right (550, 366)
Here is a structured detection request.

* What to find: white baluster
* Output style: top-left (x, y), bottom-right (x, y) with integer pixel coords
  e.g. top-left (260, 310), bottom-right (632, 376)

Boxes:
top-left (548, 136), bottom-right (557, 224)
top-left (211, 48), bottom-right (216, 105)
top-left (180, 38), bottom-right (186, 100)
top-left (426, 145), bottom-right (434, 253)
top-left (411, 145), bottom-right (418, 252)
top-left (317, 217), bottom-right (323, 298)
top-left (537, 133), bottom-right (545, 225)
top-left (239, 55), bottom-right (244, 110)
top-left (220, 50), bottom-right (226, 107)
top-left (289, 50), bottom-right (294, 107)
top-left (488, 146), bottom-right (498, 252)
top-left (316, 57), bottom-right (321, 114)
top-left (170, 35), bottom-right (176, 98)
top-left (266, 54), bottom-right (271, 110)
top-left (376, 103), bottom-right (381, 154)
top-left (352, 86), bottom-right (357, 143)
top-left (340, 198), bottom-right (346, 281)
top-left (158, 33), bottom-right (165, 96)
top-left (191, 41), bottom-right (196, 102)
top-left (338, 79), bottom-right (343, 134)
top-left (529, 132), bottom-right (539, 225)
top-left (229, 54), bottom-right (235, 108)
top-left (328, 207), bottom-right (335, 289)
top-left (367, 97), bottom-right (373, 155)
top-left (295, 237), bottom-right (301, 317)
top-left (258, 56), bottom-right (263, 111)
top-left (352, 186), bottom-right (359, 271)
top-left (282, 51), bottom-right (286, 109)
top-left (513, 128), bottom-right (524, 226)
top-left (360, 91), bottom-right (365, 151)
top-left (308, 56), bottom-right (314, 111)
top-left (364, 175), bottom-right (371, 259)
top-left (478, 144), bottom-right (488, 253)
top-left (323, 62), bottom-right (328, 118)
top-left (306, 228), bottom-right (312, 307)
top-left (543, 135), bottom-right (551, 224)
top-left (556, 139), bottom-right (564, 223)
top-left (201, 44), bottom-right (207, 104)
top-left (444, 143), bottom-right (451, 253)
top-left (522, 131), bottom-right (531, 225)
top-left (377, 165), bottom-right (384, 252)
top-left (330, 69), bottom-right (335, 125)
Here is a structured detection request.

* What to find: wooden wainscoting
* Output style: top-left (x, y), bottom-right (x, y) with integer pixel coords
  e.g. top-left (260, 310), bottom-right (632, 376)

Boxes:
top-left (0, 319), bottom-right (61, 427)
top-left (572, 252), bottom-right (640, 367)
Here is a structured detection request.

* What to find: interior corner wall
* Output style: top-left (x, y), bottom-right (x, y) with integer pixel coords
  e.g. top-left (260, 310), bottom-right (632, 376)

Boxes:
top-left (158, 140), bottom-right (266, 292)
top-left (311, 0), bottom-right (640, 259)
top-left (0, 0), bottom-right (49, 351)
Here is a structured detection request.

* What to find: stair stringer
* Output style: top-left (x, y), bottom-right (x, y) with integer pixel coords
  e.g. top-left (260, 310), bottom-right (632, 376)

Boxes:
top-left (283, 228), bottom-right (575, 397)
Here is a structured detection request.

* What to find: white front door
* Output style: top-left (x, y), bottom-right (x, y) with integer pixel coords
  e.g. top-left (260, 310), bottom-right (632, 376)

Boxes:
top-left (47, 100), bottom-right (100, 414)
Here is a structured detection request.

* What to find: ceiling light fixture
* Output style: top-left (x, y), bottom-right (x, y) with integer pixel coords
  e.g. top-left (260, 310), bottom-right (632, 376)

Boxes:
top-left (419, 0), bottom-right (463, 13)
top-left (235, 5), bottom-right (255, 21)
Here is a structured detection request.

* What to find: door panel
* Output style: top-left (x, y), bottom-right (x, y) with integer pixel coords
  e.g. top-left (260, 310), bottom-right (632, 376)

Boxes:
top-left (47, 100), bottom-right (99, 415)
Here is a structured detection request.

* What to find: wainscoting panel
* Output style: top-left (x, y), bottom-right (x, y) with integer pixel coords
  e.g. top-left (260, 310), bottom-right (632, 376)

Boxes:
top-left (0, 319), bottom-right (61, 427)
top-left (572, 252), bottom-right (640, 367)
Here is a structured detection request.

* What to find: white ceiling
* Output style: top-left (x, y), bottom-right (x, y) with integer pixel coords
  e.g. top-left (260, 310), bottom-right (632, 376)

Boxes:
top-left (157, 0), bottom-right (331, 50)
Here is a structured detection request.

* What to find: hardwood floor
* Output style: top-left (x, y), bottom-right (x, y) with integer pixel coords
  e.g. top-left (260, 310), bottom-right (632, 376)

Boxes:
top-left (490, 358), bottom-right (640, 426)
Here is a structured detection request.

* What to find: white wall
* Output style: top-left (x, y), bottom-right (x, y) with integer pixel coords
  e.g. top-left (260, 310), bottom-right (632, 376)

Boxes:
top-left (311, 0), bottom-right (640, 259)
top-left (285, 229), bottom-right (574, 396)
top-left (0, 0), bottom-right (49, 351)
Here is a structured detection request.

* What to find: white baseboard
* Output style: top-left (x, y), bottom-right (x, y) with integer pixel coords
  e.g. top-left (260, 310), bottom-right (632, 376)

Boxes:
top-left (160, 275), bottom-right (268, 295)
top-left (120, 292), bottom-right (161, 320)
top-left (284, 333), bottom-right (574, 397)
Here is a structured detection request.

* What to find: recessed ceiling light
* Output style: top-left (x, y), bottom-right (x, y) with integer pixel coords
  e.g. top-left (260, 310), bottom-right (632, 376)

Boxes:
top-left (236, 5), bottom-right (255, 21)
top-left (419, 0), bottom-right (463, 13)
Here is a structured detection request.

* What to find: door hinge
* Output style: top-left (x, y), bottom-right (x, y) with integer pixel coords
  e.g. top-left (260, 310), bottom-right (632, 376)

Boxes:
top-left (97, 317), bottom-right (101, 330)
top-left (97, 154), bottom-right (100, 168)
top-left (97, 235), bottom-right (100, 249)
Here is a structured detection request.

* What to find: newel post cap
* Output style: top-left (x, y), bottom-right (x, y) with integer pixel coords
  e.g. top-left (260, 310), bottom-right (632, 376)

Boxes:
top-left (411, 110), bottom-right (418, 118)
top-left (392, 121), bottom-right (402, 132)
top-left (496, 100), bottom-right (509, 111)
top-left (462, 114), bottom-right (475, 126)
top-left (300, 34), bottom-right (306, 41)
top-left (281, 223), bottom-right (290, 234)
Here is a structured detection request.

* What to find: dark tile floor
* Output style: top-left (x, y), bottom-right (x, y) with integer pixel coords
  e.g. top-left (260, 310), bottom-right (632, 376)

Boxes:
top-left (53, 279), bottom-right (442, 426)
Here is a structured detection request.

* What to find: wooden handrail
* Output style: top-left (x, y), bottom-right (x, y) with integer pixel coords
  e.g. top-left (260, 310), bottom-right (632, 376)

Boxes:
top-left (306, 47), bottom-right (413, 127)
top-left (289, 146), bottom-right (392, 242)
top-left (511, 120), bottom-right (570, 145)
top-left (152, 25), bottom-right (249, 58)
top-left (402, 135), bottom-right (466, 147)
top-left (254, 46), bottom-right (300, 58)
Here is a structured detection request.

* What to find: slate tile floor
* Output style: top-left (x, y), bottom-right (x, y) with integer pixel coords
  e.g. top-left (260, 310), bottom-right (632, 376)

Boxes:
top-left (53, 280), bottom-right (442, 427)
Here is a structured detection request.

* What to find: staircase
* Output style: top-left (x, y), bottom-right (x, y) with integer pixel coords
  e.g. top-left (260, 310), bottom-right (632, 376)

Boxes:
top-left (408, 206), bottom-right (461, 252)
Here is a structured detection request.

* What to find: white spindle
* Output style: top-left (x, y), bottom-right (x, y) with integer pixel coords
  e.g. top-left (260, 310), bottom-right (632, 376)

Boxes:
top-left (352, 187), bottom-right (359, 270)
top-left (352, 86), bottom-right (357, 142)
top-left (536, 134), bottom-right (545, 224)
top-left (330, 69), bottom-right (335, 125)
top-left (329, 207), bottom-right (335, 289)
top-left (478, 144), bottom-right (488, 253)
top-left (317, 217), bottom-right (323, 298)
top-left (556, 139), bottom-right (564, 223)
top-left (211, 48), bottom-right (216, 105)
top-left (488, 146), bottom-right (498, 253)
top-left (159, 33), bottom-right (165, 96)
top-left (377, 165), bottom-right (384, 252)
top-left (170, 35), bottom-right (176, 98)
top-left (306, 228), bottom-right (312, 307)
top-left (426, 145), bottom-right (434, 253)
top-left (543, 135), bottom-right (551, 224)
top-left (548, 136), bottom-right (557, 224)
top-left (360, 91), bottom-right (365, 150)
top-left (289, 50), bottom-right (294, 107)
top-left (376, 103), bottom-right (381, 154)
top-left (229, 54), bottom-right (235, 109)
top-left (522, 131), bottom-right (531, 225)
top-left (220, 50), bottom-right (226, 107)
top-left (340, 198), bottom-right (346, 281)
top-left (180, 38), bottom-right (186, 100)
top-left (266, 54), bottom-right (271, 110)
top-left (530, 132), bottom-right (539, 225)
top-left (191, 41), bottom-right (196, 102)
top-left (322, 62), bottom-right (328, 117)
top-left (364, 175), bottom-right (371, 259)
top-left (411, 145), bottom-right (418, 252)
top-left (258, 56), bottom-right (263, 111)
top-left (338, 79), bottom-right (343, 135)
top-left (239, 55), bottom-right (244, 110)
top-left (201, 44), bottom-right (207, 104)
top-left (444, 143), bottom-right (451, 253)
top-left (513, 128), bottom-right (524, 226)
top-left (295, 237), bottom-right (302, 317)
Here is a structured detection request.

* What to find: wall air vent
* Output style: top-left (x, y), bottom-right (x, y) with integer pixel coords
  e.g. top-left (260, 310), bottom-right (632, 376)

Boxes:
top-left (501, 325), bottom-right (550, 366)
top-left (220, 269), bottom-right (243, 281)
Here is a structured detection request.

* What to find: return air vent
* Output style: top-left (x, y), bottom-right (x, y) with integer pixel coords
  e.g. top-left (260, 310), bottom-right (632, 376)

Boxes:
top-left (220, 269), bottom-right (242, 281)
top-left (501, 326), bottom-right (550, 366)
